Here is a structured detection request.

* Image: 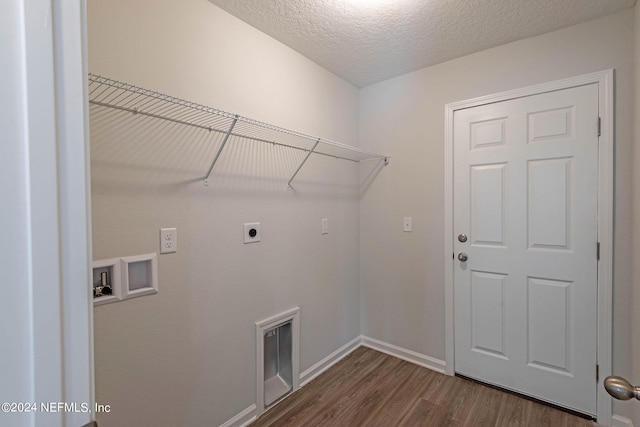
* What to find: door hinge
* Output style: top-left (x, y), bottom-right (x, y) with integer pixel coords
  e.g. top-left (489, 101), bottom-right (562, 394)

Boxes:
top-left (596, 364), bottom-right (599, 381)
top-left (597, 242), bottom-right (600, 261)
top-left (597, 117), bottom-right (601, 137)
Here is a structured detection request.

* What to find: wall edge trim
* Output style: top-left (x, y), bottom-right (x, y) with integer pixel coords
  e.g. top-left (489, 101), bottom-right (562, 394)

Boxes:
top-left (361, 335), bottom-right (446, 373)
top-left (219, 403), bottom-right (257, 427)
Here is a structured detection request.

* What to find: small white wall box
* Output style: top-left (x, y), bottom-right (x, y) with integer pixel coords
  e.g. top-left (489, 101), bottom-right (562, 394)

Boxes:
top-left (120, 253), bottom-right (158, 300)
top-left (256, 307), bottom-right (300, 415)
top-left (92, 258), bottom-right (122, 306)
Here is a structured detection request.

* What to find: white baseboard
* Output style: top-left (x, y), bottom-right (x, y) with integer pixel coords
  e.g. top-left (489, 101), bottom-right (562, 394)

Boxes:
top-left (361, 335), bottom-right (446, 373)
top-left (612, 415), bottom-right (634, 427)
top-left (219, 404), bottom-right (256, 427)
top-left (299, 335), bottom-right (362, 387)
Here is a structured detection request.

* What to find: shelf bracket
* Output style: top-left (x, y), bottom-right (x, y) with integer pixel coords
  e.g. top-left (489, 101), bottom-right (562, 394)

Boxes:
top-left (203, 115), bottom-right (238, 182)
top-left (287, 138), bottom-right (321, 189)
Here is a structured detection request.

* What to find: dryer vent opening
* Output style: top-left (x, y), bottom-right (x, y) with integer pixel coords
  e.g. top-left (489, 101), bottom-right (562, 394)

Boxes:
top-left (256, 307), bottom-right (300, 414)
top-left (264, 322), bottom-right (293, 406)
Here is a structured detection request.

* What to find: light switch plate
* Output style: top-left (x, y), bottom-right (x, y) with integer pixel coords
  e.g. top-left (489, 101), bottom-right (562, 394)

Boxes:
top-left (403, 217), bottom-right (412, 232)
top-left (160, 228), bottom-right (177, 253)
top-left (321, 218), bottom-right (329, 235)
top-left (244, 222), bottom-right (261, 244)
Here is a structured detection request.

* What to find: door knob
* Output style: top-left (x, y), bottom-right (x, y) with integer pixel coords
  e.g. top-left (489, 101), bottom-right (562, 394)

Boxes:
top-left (458, 233), bottom-right (468, 243)
top-left (458, 252), bottom-right (468, 262)
top-left (604, 376), bottom-right (640, 400)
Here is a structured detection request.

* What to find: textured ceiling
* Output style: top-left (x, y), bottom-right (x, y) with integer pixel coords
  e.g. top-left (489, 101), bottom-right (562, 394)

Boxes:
top-left (208, 0), bottom-right (636, 87)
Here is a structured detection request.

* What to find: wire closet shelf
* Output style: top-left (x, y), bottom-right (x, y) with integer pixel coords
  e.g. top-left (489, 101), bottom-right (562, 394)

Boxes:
top-left (88, 74), bottom-right (389, 188)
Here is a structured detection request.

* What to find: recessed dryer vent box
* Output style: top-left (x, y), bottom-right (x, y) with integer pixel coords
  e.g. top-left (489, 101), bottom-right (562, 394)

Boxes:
top-left (263, 321), bottom-right (293, 406)
top-left (256, 307), bottom-right (300, 415)
top-left (121, 253), bottom-right (158, 300)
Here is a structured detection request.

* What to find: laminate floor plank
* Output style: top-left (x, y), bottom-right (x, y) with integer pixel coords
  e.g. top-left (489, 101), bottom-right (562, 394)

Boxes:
top-left (250, 347), bottom-right (598, 427)
top-left (397, 397), bottom-right (455, 427)
top-left (303, 354), bottom-right (404, 426)
top-left (363, 364), bottom-right (439, 426)
top-left (342, 359), bottom-right (422, 426)
top-left (437, 376), bottom-right (481, 424)
top-left (463, 385), bottom-right (505, 427)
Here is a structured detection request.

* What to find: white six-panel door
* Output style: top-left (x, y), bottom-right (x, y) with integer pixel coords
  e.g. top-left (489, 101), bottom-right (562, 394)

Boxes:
top-left (453, 84), bottom-right (599, 415)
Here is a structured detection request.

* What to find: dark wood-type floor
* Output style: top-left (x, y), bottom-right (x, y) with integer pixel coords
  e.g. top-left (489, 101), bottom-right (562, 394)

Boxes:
top-left (251, 346), bottom-right (597, 427)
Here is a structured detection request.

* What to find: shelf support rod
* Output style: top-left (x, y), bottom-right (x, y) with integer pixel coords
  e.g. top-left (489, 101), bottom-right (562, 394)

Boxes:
top-left (288, 138), bottom-right (320, 189)
top-left (203, 115), bottom-right (238, 182)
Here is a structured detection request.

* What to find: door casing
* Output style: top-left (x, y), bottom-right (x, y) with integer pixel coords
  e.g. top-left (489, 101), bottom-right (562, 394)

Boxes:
top-left (443, 69), bottom-right (614, 424)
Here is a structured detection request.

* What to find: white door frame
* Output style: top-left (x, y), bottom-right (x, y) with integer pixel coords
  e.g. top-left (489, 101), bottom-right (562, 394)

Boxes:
top-left (54, 2), bottom-right (95, 426)
top-left (443, 70), bottom-right (614, 424)
top-left (1, 1), bottom-right (93, 426)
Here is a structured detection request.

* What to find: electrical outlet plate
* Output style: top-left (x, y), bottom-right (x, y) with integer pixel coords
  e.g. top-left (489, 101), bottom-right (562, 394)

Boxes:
top-left (244, 222), bottom-right (261, 244)
top-left (403, 217), bottom-right (412, 232)
top-left (321, 218), bottom-right (329, 235)
top-left (160, 228), bottom-right (177, 253)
